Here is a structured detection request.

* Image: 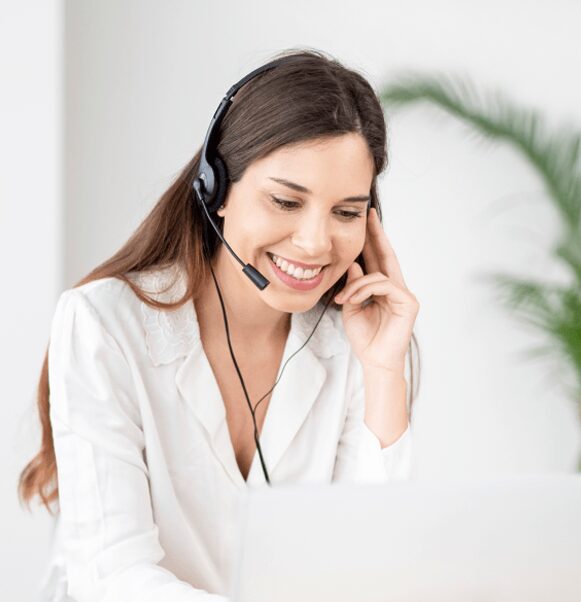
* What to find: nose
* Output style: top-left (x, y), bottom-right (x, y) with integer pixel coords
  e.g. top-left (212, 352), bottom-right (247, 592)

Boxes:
top-left (290, 214), bottom-right (333, 260)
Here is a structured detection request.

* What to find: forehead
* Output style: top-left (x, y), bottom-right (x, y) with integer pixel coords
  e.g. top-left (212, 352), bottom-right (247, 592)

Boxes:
top-left (248, 133), bottom-right (375, 195)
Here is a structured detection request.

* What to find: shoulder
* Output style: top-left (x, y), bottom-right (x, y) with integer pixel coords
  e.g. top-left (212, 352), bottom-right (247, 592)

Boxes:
top-left (61, 262), bottom-right (180, 306)
top-left (52, 264), bottom-right (184, 350)
top-left (55, 275), bottom-right (137, 334)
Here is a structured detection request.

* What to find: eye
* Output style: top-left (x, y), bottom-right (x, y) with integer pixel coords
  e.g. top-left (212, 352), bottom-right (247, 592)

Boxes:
top-left (270, 196), bottom-right (363, 221)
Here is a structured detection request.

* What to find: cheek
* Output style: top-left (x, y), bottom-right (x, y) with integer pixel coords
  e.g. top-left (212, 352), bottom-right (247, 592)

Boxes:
top-left (248, 201), bottom-right (285, 234)
top-left (338, 228), bottom-right (366, 259)
top-left (227, 205), bottom-right (276, 242)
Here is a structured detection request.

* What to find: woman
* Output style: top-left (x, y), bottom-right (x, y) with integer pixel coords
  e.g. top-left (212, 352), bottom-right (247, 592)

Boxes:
top-left (19, 48), bottom-right (421, 601)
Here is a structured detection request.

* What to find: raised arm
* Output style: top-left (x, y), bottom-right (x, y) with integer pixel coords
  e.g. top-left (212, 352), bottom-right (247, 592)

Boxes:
top-left (332, 352), bottom-right (413, 483)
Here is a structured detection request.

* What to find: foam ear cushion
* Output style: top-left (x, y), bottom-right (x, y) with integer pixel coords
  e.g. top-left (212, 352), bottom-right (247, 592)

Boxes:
top-left (209, 155), bottom-right (229, 214)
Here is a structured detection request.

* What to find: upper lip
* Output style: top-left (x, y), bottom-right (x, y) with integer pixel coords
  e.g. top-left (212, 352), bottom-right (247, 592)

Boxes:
top-left (268, 252), bottom-right (327, 270)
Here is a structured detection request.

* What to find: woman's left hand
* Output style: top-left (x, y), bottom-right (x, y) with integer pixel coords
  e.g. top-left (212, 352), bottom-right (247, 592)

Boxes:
top-left (334, 207), bottom-right (420, 373)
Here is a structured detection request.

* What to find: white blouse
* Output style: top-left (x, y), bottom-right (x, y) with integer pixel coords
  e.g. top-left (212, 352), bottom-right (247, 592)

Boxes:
top-left (39, 263), bottom-right (413, 601)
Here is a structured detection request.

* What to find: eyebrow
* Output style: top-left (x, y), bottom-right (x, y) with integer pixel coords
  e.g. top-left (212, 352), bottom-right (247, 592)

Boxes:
top-left (268, 177), bottom-right (371, 203)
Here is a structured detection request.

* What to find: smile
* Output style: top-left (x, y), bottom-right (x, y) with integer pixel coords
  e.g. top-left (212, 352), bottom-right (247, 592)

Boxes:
top-left (266, 252), bottom-right (328, 291)
top-left (267, 253), bottom-right (324, 280)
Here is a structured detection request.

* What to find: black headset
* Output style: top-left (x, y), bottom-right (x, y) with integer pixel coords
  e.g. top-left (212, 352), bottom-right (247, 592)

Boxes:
top-left (191, 55), bottom-right (371, 486)
top-left (192, 55), bottom-right (304, 290)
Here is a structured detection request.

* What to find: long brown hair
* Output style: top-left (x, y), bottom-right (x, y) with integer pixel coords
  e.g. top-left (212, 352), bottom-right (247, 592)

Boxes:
top-left (18, 47), bottom-right (421, 515)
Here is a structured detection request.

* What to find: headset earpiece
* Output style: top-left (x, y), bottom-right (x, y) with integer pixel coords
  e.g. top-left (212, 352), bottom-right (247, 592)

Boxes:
top-left (209, 155), bottom-right (229, 214)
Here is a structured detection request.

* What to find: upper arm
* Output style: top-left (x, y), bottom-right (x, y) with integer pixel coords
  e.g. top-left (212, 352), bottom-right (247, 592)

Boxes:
top-left (49, 289), bottom-right (227, 602)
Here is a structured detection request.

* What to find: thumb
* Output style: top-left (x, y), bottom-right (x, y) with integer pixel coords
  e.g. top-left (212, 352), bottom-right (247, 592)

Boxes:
top-left (346, 261), bottom-right (363, 282)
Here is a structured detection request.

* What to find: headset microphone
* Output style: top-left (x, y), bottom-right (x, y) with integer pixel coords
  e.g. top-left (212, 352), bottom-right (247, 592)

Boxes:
top-left (192, 179), bottom-right (269, 290)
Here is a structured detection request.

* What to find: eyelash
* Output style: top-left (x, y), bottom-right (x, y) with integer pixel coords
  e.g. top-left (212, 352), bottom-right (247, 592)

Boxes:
top-left (270, 196), bottom-right (363, 220)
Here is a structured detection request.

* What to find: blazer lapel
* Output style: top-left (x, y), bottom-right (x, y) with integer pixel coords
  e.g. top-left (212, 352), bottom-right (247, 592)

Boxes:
top-left (137, 263), bottom-right (347, 490)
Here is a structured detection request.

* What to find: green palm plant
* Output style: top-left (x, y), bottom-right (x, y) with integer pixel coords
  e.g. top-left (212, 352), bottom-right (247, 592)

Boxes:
top-left (378, 73), bottom-right (581, 470)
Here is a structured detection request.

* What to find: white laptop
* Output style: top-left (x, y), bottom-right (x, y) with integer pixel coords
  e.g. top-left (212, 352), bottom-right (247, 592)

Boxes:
top-left (230, 475), bottom-right (581, 602)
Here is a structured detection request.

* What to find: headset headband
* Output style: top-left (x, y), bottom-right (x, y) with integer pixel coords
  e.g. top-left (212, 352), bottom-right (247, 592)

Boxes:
top-left (195, 55), bottom-right (302, 212)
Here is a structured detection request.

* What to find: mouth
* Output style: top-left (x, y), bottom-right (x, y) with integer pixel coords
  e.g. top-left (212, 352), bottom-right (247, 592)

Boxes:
top-left (266, 252), bottom-right (328, 282)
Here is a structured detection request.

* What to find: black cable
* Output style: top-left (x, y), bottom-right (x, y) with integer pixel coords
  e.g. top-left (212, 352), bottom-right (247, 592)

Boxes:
top-left (208, 260), bottom-right (336, 486)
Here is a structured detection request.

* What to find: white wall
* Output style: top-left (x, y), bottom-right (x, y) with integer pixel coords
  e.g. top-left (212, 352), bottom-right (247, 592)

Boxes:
top-left (2, 0), bottom-right (63, 600)
top-left (5, 0), bottom-right (581, 599)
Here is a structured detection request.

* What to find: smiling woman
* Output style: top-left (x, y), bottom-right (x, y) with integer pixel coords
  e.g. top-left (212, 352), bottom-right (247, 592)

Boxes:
top-left (19, 47), bottom-right (421, 602)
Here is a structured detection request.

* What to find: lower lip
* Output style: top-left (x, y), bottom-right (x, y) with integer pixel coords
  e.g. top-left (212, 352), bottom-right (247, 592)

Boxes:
top-left (267, 254), bottom-right (327, 291)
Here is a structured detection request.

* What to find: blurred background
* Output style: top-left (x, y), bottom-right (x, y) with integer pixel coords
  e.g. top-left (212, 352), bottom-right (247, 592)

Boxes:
top-left (2, 0), bottom-right (580, 599)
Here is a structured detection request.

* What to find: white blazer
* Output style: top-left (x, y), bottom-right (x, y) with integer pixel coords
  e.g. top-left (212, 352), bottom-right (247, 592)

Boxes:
top-left (40, 263), bottom-right (413, 602)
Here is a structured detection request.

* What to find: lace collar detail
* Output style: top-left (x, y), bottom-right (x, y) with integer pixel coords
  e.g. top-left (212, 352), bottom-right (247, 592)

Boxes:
top-left (131, 264), bottom-right (347, 366)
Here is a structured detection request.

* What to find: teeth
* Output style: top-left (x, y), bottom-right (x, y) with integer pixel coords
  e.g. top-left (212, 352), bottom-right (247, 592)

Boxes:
top-left (269, 253), bottom-right (323, 280)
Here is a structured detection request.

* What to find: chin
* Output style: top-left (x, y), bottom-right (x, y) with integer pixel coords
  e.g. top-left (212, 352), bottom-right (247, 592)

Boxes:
top-left (261, 292), bottom-right (318, 314)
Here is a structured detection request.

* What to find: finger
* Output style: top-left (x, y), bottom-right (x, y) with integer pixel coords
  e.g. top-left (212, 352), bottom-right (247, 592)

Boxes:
top-left (367, 208), bottom-right (408, 289)
top-left (346, 278), bottom-right (410, 306)
top-left (345, 260), bottom-right (362, 282)
top-left (362, 217), bottom-right (382, 275)
top-left (335, 272), bottom-right (387, 303)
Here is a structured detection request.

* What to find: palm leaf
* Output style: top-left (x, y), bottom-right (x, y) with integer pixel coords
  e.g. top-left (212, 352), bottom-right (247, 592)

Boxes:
top-left (378, 72), bottom-right (581, 466)
top-left (380, 72), bottom-right (581, 246)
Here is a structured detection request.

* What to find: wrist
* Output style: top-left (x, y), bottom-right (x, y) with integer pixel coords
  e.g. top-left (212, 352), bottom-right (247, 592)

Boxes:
top-left (362, 362), bottom-right (406, 377)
